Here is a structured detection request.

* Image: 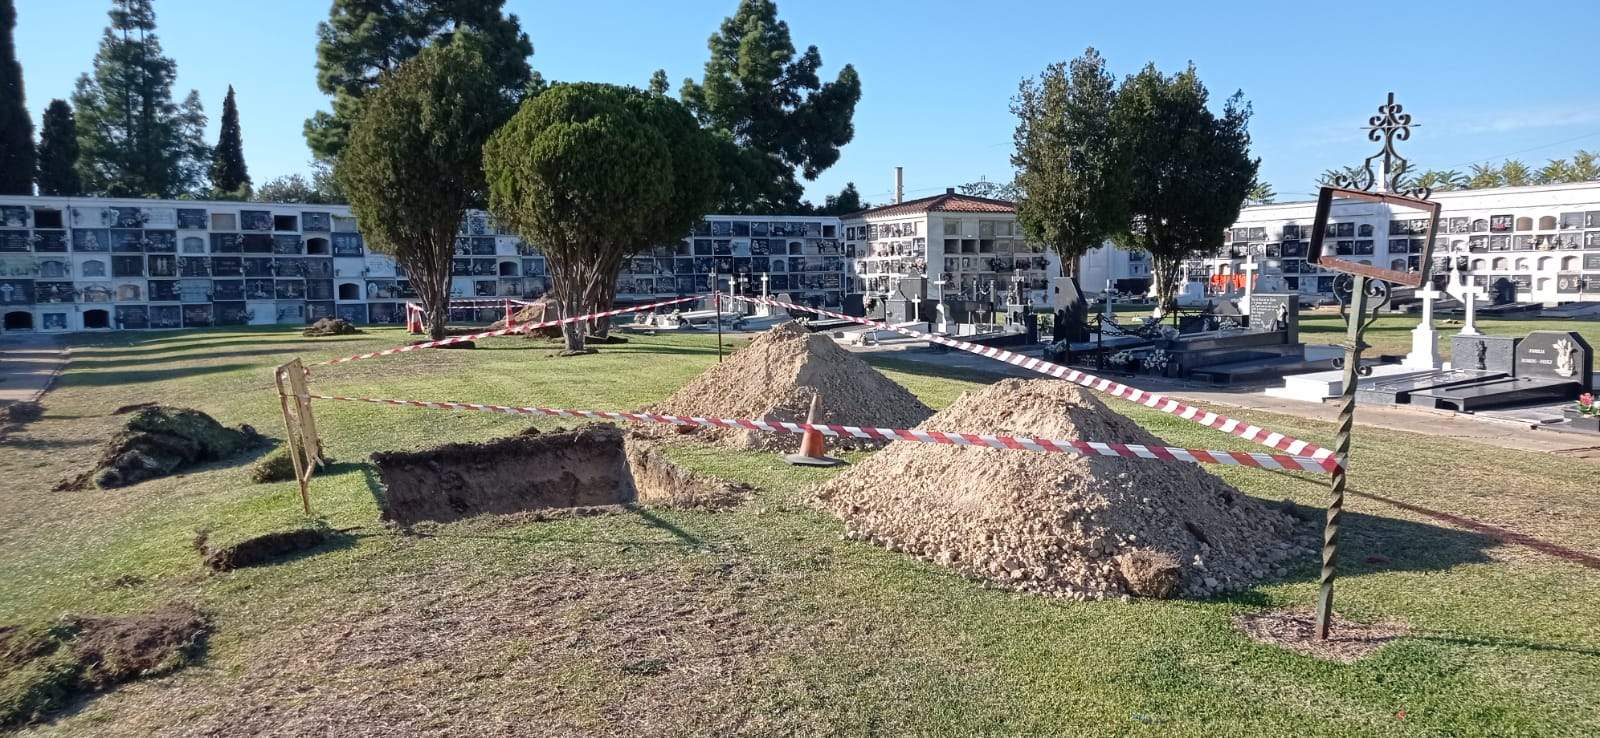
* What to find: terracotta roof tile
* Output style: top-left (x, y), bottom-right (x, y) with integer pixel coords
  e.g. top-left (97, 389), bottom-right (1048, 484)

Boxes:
top-left (850, 190), bottom-right (1016, 219)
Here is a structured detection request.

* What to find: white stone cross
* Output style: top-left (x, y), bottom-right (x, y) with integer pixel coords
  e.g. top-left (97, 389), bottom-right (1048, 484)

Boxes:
top-left (1238, 254), bottom-right (1260, 313)
top-left (1402, 285), bottom-right (1444, 369)
top-left (1460, 286), bottom-right (1479, 336)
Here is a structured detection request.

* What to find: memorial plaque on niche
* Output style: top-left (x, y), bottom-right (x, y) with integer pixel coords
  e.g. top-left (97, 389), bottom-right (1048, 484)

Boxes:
top-left (1451, 334), bottom-right (1519, 374)
top-left (1556, 273), bottom-right (1584, 294)
top-left (177, 209), bottom-right (207, 229)
top-left (1248, 293), bottom-right (1299, 342)
top-left (1585, 253), bottom-right (1600, 270)
top-left (1514, 331), bottom-right (1592, 387)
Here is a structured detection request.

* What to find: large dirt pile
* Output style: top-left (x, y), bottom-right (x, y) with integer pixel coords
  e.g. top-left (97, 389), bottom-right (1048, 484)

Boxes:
top-left (815, 379), bottom-right (1312, 600)
top-left (489, 297), bottom-right (561, 336)
top-left (645, 321), bottom-right (934, 450)
top-left (60, 407), bottom-right (263, 490)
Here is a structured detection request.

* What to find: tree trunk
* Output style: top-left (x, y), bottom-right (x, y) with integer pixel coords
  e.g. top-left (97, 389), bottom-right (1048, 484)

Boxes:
top-left (1150, 253), bottom-right (1182, 318)
top-left (585, 259), bottom-right (624, 339)
top-left (559, 291), bottom-right (585, 352)
top-left (426, 301), bottom-right (447, 341)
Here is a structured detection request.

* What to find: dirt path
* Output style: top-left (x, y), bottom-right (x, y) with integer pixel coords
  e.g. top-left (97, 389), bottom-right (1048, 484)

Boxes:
top-left (0, 334), bottom-right (68, 405)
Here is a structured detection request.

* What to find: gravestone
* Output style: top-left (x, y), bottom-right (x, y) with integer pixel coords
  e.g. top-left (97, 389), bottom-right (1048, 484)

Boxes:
top-left (1450, 334), bottom-right (1519, 374)
top-left (1248, 293), bottom-right (1299, 343)
top-left (1515, 331), bottom-right (1593, 388)
top-left (1050, 277), bottom-right (1088, 343)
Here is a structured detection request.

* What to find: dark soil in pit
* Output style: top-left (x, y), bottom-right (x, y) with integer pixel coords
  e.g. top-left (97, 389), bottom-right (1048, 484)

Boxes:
top-left (372, 425), bottom-right (750, 525)
top-left (203, 527), bottom-right (350, 572)
top-left (1234, 608), bottom-right (1407, 662)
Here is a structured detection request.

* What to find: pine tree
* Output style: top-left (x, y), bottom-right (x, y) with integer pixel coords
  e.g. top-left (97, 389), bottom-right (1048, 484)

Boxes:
top-left (209, 84), bottom-right (249, 198)
top-left (648, 69), bottom-right (669, 95)
top-left (72, 0), bottom-right (210, 197)
top-left (680, 0), bottom-right (860, 213)
top-left (36, 99), bottom-right (81, 195)
top-left (0, 0), bottom-right (36, 195)
top-left (306, 0), bottom-right (533, 161)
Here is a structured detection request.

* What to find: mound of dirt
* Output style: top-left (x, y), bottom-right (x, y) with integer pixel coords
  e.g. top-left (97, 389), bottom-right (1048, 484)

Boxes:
top-left (301, 317), bottom-right (360, 337)
top-left (489, 297), bottom-right (562, 336)
top-left (59, 407), bottom-right (263, 491)
top-left (815, 379), bottom-right (1313, 600)
top-left (203, 528), bottom-right (344, 571)
top-left (645, 321), bottom-right (933, 450)
top-left (0, 604), bottom-right (209, 727)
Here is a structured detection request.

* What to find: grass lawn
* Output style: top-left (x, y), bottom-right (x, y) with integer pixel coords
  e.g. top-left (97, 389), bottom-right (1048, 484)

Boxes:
top-left (1, 325), bottom-right (1598, 736)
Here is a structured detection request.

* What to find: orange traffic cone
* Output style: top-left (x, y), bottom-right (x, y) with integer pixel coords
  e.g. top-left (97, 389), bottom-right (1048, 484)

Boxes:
top-left (784, 392), bottom-right (846, 467)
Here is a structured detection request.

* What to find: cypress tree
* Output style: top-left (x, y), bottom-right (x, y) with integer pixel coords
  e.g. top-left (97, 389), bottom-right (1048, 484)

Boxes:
top-left (37, 99), bottom-right (81, 195)
top-left (210, 84), bottom-right (249, 197)
top-left (306, 0), bottom-right (533, 161)
top-left (680, 0), bottom-right (860, 213)
top-left (71, 0), bottom-right (210, 197)
top-left (0, 0), bottom-right (36, 195)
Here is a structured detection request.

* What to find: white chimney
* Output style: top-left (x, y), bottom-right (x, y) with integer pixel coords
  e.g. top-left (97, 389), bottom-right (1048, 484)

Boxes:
top-left (894, 167), bottom-right (904, 204)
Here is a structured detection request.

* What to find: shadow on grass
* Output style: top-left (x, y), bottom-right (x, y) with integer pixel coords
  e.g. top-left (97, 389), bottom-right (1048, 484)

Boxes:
top-left (55, 363), bottom-right (255, 387)
top-left (1264, 467), bottom-right (1600, 572)
top-left (632, 507), bottom-right (705, 548)
top-left (66, 348), bottom-right (313, 370)
top-left (1404, 631), bottom-right (1600, 657)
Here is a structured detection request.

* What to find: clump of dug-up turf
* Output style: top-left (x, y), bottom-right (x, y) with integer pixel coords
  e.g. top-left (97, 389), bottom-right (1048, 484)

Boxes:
top-left (249, 449), bottom-right (333, 484)
top-left (816, 379), bottom-right (1314, 601)
top-left (0, 604), bottom-right (210, 728)
top-left (201, 527), bottom-right (344, 572)
top-left (58, 407), bottom-right (263, 491)
top-left (301, 317), bottom-right (361, 337)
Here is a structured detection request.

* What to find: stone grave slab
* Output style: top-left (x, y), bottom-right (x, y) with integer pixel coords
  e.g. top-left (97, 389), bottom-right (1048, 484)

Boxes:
top-left (1409, 331), bottom-right (1591, 412)
top-left (1355, 368), bottom-right (1506, 405)
top-left (1450, 334), bottom-right (1520, 374)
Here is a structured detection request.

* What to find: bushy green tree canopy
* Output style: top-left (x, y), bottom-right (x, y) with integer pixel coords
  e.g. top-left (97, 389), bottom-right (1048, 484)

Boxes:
top-left (307, 0), bottom-right (532, 161)
top-left (36, 99), bottom-right (81, 195)
top-left (485, 82), bottom-right (721, 352)
top-left (1011, 49), bottom-right (1129, 278)
top-left (338, 34), bottom-right (512, 341)
top-left (1114, 63), bottom-right (1257, 313)
top-left (679, 0), bottom-right (859, 213)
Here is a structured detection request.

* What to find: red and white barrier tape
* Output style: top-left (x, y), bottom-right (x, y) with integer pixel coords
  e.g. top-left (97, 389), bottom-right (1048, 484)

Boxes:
top-left (306, 393), bottom-right (1337, 474)
top-left (319, 294), bottom-right (704, 366)
top-left (731, 293), bottom-right (1334, 463)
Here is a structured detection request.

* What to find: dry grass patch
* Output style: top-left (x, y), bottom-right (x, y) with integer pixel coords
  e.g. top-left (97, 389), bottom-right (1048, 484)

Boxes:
top-left (1235, 608), bottom-right (1407, 663)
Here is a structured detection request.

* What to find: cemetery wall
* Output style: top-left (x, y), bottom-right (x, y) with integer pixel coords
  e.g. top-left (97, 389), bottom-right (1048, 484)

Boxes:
top-left (0, 195), bottom-right (847, 333)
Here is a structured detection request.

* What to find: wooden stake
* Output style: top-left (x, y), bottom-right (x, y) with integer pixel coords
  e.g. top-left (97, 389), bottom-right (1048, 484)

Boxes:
top-left (274, 360), bottom-right (312, 516)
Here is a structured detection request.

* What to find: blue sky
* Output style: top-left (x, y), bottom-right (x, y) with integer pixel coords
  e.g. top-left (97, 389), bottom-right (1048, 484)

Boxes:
top-left (14, 0), bottom-right (1600, 205)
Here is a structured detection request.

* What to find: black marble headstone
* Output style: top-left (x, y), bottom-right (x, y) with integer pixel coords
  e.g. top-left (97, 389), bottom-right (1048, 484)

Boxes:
top-left (1247, 293), bottom-right (1298, 343)
top-left (1450, 334), bottom-right (1520, 374)
top-left (1514, 331), bottom-right (1592, 387)
top-left (1052, 277), bottom-right (1088, 343)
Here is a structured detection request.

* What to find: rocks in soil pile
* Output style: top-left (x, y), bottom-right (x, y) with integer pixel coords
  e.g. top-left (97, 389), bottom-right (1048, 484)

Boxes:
top-left (301, 317), bottom-right (360, 337)
top-left (815, 379), bottom-right (1312, 600)
top-left (645, 321), bottom-right (933, 451)
top-left (60, 407), bottom-right (263, 490)
top-left (0, 604), bottom-right (210, 727)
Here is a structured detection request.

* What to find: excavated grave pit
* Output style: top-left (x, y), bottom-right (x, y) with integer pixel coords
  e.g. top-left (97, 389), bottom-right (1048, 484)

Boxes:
top-left (372, 424), bottom-right (750, 525)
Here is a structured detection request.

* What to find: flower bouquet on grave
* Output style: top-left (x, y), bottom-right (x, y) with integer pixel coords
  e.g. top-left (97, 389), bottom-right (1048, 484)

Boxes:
top-left (1566, 393), bottom-right (1600, 433)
